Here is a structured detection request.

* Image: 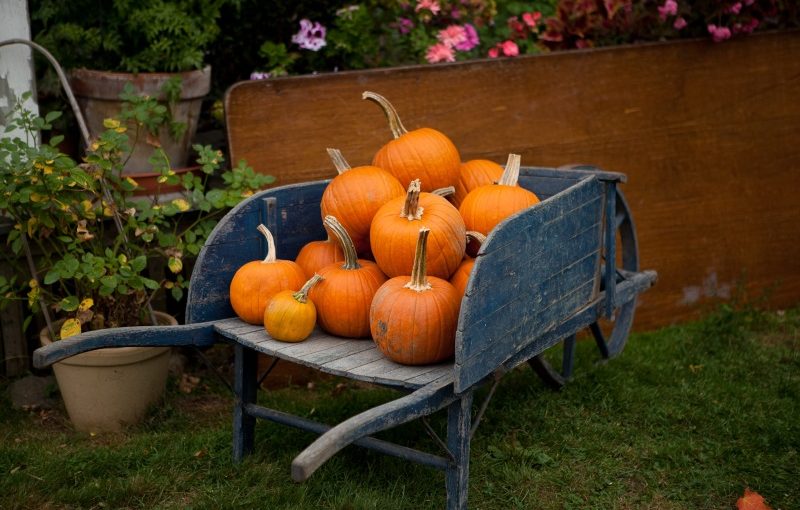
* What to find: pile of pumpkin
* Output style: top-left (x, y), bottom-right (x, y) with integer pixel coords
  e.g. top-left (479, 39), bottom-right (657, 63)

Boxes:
top-left (229, 91), bottom-right (540, 366)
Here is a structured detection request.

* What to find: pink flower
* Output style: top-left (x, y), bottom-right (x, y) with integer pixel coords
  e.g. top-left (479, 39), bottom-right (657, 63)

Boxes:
top-left (522, 11), bottom-right (542, 28)
top-left (459, 24), bottom-right (479, 51)
top-left (488, 40), bottom-right (520, 58)
top-left (416, 0), bottom-right (441, 14)
top-left (437, 24), bottom-right (479, 51)
top-left (707, 24), bottom-right (732, 43)
top-left (438, 25), bottom-right (467, 48)
top-left (426, 43), bottom-right (455, 63)
top-left (396, 17), bottom-right (414, 35)
top-left (249, 71), bottom-right (270, 80)
top-left (508, 16), bottom-right (526, 37)
top-left (292, 19), bottom-right (327, 51)
top-left (738, 18), bottom-right (759, 33)
top-left (501, 40), bottom-right (519, 57)
top-left (727, 2), bottom-right (742, 14)
top-left (673, 17), bottom-right (687, 30)
top-left (658, 0), bottom-right (678, 21)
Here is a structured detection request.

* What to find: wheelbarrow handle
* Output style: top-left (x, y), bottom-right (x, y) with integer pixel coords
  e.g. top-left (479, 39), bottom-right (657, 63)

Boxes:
top-left (33, 322), bottom-right (218, 368)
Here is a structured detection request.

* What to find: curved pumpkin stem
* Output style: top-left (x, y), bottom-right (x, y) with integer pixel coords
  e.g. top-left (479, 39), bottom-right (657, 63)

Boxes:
top-left (405, 227), bottom-right (432, 292)
top-left (326, 148), bottom-right (351, 175)
top-left (323, 215), bottom-right (361, 270)
top-left (294, 273), bottom-right (324, 303)
top-left (498, 153), bottom-right (522, 186)
top-left (466, 231), bottom-right (487, 245)
top-left (256, 224), bottom-right (277, 263)
top-left (362, 91), bottom-right (408, 139)
top-left (432, 186), bottom-right (456, 198)
top-left (400, 179), bottom-right (424, 221)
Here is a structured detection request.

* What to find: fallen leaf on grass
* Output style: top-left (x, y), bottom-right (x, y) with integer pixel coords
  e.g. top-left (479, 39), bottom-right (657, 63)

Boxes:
top-left (737, 488), bottom-right (772, 510)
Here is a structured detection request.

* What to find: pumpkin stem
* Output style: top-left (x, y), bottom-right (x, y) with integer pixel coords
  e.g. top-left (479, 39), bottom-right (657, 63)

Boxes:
top-left (294, 273), bottom-right (323, 303)
top-left (400, 179), bottom-right (424, 220)
top-left (362, 91), bottom-right (408, 139)
top-left (405, 227), bottom-right (432, 292)
top-left (326, 148), bottom-right (351, 175)
top-left (323, 215), bottom-right (361, 270)
top-left (466, 231), bottom-right (487, 245)
top-left (498, 153), bottom-right (522, 186)
top-left (432, 186), bottom-right (456, 198)
top-left (256, 224), bottom-right (277, 263)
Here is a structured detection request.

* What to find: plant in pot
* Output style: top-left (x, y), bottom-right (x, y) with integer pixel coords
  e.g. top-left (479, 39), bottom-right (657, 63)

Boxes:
top-left (0, 93), bottom-right (272, 432)
top-left (29, 0), bottom-right (233, 181)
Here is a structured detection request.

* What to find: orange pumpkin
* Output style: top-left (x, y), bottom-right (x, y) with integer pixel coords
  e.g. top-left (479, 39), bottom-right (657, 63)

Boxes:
top-left (453, 159), bottom-right (504, 208)
top-left (459, 154), bottom-right (540, 237)
top-left (309, 215), bottom-right (388, 338)
top-left (320, 148), bottom-right (404, 255)
top-left (370, 179), bottom-right (466, 279)
top-left (295, 230), bottom-right (344, 277)
top-left (363, 91), bottom-right (460, 192)
top-left (370, 227), bottom-right (460, 365)
top-left (229, 224), bottom-right (307, 325)
top-left (264, 274), bottom-right (323, 343)
top-left (450, 231), bottom-right (487, 297)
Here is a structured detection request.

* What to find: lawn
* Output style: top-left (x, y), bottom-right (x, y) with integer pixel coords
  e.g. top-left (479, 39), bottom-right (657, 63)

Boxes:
top-left (1, 304), bottom-right (798, 509)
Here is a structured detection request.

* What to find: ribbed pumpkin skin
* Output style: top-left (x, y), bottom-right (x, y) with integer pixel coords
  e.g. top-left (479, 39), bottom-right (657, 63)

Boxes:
top-left (264, 290), bottom-right (317, 343)
top-left (453, 159), bottom-right (504, 208)
top-left (450, 258), bottom-right (475, 297)
top-left (295, 238), bottom-right (344, 277)
top-left (372, 128), bottom-right (461, 192)
top-left (370, 193), bottom-right (466, 279)
top-left (320, 166), bottom-right (404, 254)
top-left (229, 261), bottom-right (307, 325)
top-left (459, 185), bottom-right (540, 237)
top-left (309, 261), bottom-right (387, 338)
top-left (370, 276), bottom-right (460, 365)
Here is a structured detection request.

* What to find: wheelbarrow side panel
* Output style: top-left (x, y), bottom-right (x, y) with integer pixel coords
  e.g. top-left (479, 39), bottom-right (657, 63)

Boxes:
top-left (186, 181), bottom-right (328, 324)
top-left (454, 176), bottom-right (605, 393)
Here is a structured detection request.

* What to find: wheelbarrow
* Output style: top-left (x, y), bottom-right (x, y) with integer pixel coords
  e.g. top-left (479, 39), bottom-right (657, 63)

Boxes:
top-left (34, 164), bottom-right (657, 508)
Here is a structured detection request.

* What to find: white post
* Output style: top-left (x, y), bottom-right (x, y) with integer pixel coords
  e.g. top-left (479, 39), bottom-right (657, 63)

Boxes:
top-left (0, 0), bottom-right (39, 141)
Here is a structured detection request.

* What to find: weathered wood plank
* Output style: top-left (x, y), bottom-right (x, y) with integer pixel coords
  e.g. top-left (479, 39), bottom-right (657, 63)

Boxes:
top-left (456, 279), bottom-right (596, 393)
top-left (454, 178), bottom-right (604, 392)
top-left (214, 320), bottom-right (452, 389)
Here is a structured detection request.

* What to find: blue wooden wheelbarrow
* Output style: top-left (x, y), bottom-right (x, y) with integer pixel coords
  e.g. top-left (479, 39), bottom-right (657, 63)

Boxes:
top-left (34, 164), bottom-right (656, 508)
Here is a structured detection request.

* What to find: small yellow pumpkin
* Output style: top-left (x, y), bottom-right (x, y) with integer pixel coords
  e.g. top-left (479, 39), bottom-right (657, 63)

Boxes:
top-left (264, 274), bottom-right (324, 343)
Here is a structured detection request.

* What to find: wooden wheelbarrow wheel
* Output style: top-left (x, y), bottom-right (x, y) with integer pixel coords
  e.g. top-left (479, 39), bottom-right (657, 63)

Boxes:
top-left (529, 184), bottom-right (640, 389)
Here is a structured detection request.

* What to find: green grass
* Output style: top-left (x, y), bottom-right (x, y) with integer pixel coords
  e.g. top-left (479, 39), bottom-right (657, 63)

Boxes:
top-left (2, 305), bottom-right (798, 509)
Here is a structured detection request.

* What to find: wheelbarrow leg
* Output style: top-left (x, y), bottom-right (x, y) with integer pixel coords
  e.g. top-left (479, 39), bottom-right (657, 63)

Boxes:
top-left (233, 344), bottom-right (258, 462)
top-left (446, 391), bottom-right (473, 510)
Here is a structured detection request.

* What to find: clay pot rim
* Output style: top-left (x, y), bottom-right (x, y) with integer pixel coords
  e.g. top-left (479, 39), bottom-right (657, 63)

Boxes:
top-left (69, 66), bottom-right (212, 100)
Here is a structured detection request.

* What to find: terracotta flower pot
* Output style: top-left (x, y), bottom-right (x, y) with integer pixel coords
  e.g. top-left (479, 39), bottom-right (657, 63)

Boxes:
top-left (69, 66), bottom-right (211, 176)
top-left (39, 311), bottom-right (177, 433)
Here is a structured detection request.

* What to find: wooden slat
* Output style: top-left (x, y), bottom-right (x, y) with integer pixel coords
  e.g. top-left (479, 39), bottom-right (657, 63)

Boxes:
top-left (215, 320), bottom-right (453, 390)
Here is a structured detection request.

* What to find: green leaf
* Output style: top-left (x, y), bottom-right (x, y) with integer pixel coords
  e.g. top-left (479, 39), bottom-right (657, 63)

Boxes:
top-left (59, 296), bottom-right (80, 312)
top-left (131, 255), bottom-right (148, 272)
top-left (170, 286), bottom-right (184, 302)
top-left (43, 269), bottom-right (61, 285)
top-left (100, 275), bottom-right (118, 290)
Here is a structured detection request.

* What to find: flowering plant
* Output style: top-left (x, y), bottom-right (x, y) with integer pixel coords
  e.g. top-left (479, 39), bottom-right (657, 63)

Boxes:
top-left (248, 0), bottom-right (797, 79)
top-left (0, 93), bottom-right (272, 338)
